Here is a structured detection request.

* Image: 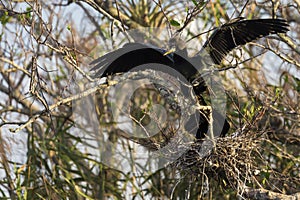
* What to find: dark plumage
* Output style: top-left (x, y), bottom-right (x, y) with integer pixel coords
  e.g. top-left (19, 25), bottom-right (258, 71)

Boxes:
top-left (201, 18), bottom-right (289, 64)
top-left (91, 18), bottom-right (289, 139)
top-left (90, 43), bottom-right (198, 90)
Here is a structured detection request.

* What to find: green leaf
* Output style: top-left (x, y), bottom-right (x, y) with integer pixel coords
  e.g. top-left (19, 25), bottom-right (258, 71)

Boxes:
top-left (191, 0), bottom-right (198, 6)
top-left (192, 0), bottom-right (206, 7)
top-left (0, 11), bottom-right (11, 25)
top-left (170, 19), bottom-right (180, 27)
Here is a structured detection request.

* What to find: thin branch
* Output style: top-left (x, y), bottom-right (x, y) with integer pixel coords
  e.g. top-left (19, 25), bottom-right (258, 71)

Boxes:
top-left (244, 187), bottom-right (300, 200)
top-left (10, 83), bottom-right (108, 133)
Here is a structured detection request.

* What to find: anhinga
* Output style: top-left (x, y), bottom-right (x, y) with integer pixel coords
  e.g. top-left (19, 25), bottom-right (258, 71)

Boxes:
top-left (91, 18), bottom-right (289, 140)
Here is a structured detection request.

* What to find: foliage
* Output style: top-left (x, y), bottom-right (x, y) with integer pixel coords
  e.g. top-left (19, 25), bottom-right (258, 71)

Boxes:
top-left (0, 0), bottom-right (299, 199)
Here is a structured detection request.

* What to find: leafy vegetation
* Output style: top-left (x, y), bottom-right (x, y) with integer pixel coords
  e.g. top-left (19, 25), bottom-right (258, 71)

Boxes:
top-left (0, 0), bottom-right (299, 199)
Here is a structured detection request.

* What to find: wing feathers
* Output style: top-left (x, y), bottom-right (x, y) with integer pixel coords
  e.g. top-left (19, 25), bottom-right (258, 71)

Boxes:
top-left (202, 18), bottom-right (289, 64)
top-left (90, 43), bottom-right (173, 78)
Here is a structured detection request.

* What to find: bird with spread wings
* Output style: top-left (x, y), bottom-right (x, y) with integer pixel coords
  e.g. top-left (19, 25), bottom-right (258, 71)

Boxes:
top-left (91, 18), bottom-right (289, 142)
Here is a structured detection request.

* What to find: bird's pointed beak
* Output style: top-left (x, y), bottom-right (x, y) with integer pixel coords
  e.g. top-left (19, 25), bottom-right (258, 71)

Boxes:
top-left (163, 47), bottom-right (176, 56)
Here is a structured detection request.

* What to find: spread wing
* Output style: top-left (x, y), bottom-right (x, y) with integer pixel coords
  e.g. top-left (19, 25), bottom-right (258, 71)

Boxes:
top-left (202, 18), bottom-right (289, 64)
top-left (90, 43), bottom-right (174, 78)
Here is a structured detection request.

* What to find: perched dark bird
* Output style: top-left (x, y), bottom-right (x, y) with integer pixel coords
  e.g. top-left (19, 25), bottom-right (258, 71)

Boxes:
top-left (91, 18), bottom-right (289, 140)
top-left (91, 18), bottom-right (289, 79)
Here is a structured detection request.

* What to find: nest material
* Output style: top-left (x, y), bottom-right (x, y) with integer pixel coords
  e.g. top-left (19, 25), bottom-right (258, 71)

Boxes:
top-left (170, 134), bottom-right (260, 188)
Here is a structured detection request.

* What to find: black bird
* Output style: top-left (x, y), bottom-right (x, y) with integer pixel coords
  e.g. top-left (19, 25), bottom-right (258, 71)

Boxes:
top-left (91, 18), bottom-right (289, 78)
top-left (91, 18), bottom-right (289, 139)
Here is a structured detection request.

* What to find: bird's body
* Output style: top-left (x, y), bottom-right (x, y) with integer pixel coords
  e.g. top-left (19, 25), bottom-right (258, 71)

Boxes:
top-left (91, 18), bottom-right (289, 140)
top-left (91, 43), bottom-right (201, 89)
